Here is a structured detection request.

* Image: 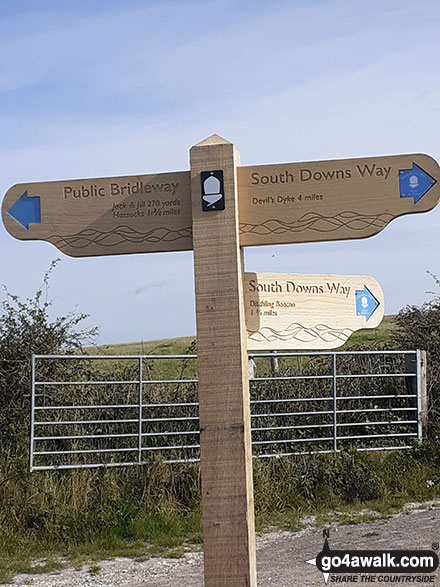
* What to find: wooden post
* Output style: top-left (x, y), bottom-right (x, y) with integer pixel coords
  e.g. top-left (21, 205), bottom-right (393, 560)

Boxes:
top-left (190, 135), bottom-right (257, 587)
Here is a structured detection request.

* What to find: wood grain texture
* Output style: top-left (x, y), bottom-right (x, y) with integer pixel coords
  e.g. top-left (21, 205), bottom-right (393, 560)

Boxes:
top-left (244, 273), bottom-right (384, 350)
top-left (238, 154), bottom-right (440, 246)
top-left (3, 153), bottom-right (439, 254)
top-left (2, 172), bottom-right (192, 256)
top-left (190, 135), bottom-right (257, 587)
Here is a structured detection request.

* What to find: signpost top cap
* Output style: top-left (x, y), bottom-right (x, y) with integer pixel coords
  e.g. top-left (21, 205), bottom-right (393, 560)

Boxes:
top-left (192, 134), bottom-right (232, 148)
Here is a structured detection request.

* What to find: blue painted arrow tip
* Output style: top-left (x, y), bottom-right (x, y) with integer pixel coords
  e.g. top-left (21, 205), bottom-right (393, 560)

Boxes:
top-left (399, 163), bottom-right (436, 203)
top-left (7, 191), bottom-right (41, 230)
top-left (355, 286), bottom-right (379, 322)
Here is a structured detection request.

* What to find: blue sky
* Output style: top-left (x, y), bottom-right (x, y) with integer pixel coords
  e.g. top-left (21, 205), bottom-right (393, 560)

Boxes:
top-left (1, 0), bottom-right (440, 344)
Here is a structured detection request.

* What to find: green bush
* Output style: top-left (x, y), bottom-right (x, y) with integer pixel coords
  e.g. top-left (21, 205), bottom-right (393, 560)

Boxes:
top-left (391, 272), bottom-right (440, 433)
top-left (0, 260), bottom-right (98, 449)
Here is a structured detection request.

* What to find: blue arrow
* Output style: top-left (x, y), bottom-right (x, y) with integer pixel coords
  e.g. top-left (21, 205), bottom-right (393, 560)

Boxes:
top-left (7, 191), bottom-right (41, 230)
top-left (355, 286), bottom-right (379, 322)
top-left (399, 163), bottom-right (436, 203)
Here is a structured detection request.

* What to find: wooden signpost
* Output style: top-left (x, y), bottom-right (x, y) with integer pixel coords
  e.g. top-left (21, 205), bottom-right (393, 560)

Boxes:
top-left (2, 136), bottom-right (439, 587)
top-left (3, 154), bottom-right (438, 255)
top-left (244, 273), bottom-right (384, 350)
top-left (238, 154), bottom-right (439, 246)
top-left (2, 172), bottom-right (192, 256)
top-left (190, 136), bottom-right (256, 586)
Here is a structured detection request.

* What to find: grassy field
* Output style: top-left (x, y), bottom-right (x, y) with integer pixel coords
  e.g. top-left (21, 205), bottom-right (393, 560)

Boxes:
top-left (83, 315), bottom-right (397, 381)
top-left (89, 315), bottom-right (397, 356)
top-left (89, 336), bottom-right (197, 356)
top-left (342, 314), bottom-right (396, 349)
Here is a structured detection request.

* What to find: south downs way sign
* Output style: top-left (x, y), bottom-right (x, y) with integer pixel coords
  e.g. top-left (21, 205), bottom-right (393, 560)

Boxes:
top-left (237, 153), bottom-right (439, 246)
top-left (244, 273), bottom-right (384, 350)
top-left (2, 153), bottom-right (439, 255)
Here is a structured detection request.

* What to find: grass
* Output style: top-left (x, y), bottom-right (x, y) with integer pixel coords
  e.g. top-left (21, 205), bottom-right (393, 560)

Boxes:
top-left (80, 315), bottom-right (397, 380)
top-left (342, 314), bottom-right (397, 349)
top-left (88, 564), bottom-right (101, 575)
top-left (2, 497), bottom-right (438, 584)
top-left (89, 336), bottom-right (197, 357)
top-left (2, 495), bottom-right (438, 583)
top-left (86, 315), bottom-right (397, 357)
top-left (0, 553), bottom-right (65, 584)
top-left (0, 505), bottom-right (203, 583)
top-left (83, 336), bottom-right (198, 379)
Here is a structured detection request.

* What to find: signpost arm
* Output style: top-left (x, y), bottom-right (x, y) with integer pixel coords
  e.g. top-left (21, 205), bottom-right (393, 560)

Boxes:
top-left (190, 135), bottom-right (257, 587)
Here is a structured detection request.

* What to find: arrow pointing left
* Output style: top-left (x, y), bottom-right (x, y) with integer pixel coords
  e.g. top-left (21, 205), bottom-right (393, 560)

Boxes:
top-left (7, 191), bottom-right (41, 230)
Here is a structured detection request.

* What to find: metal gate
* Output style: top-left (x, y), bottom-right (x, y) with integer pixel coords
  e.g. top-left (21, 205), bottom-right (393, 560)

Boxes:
top-left (30, 350), bottom-right (426, 471)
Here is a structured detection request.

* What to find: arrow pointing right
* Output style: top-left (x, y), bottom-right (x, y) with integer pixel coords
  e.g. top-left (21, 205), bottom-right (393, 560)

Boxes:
top-left (6, 191), bottom-right (41, 230)
top-left (399, 163), bottom-right (437, 203)
top-left (355, 286), bottom-right (380, 322)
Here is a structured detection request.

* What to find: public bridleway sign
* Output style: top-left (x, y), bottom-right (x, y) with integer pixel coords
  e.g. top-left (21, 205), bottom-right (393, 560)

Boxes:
top-left (2, 172), bottom-right (193, 256)
top-left (2, 136), bottom-right (439, 587)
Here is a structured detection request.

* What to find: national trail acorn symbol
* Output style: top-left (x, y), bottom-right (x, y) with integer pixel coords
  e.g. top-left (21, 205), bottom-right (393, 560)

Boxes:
top-left (201, 170), bottom-right (225, 211)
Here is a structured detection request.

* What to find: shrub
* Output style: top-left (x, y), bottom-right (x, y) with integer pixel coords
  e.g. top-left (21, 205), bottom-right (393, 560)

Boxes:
top-left (0, 260), bottom-right (98, 449)
top-left (391, 272), bottom-right (440, 432)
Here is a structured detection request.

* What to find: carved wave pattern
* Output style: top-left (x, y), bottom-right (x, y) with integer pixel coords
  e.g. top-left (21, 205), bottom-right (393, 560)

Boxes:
top-left (49, 225), bottom-right (193, 249)
top-left (248, 323), bottom-right (354, 344)
top-left (239, 211), bottom-right (394, 236)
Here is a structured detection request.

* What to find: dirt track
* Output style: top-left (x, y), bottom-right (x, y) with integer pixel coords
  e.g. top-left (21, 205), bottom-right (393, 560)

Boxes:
top-left (8, 505), bottom-right (440, 587)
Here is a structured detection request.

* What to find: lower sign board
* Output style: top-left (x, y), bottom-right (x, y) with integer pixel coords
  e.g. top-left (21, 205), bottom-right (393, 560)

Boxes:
top-left (244, 272), bottom-right (384, 350)
top-left (2, 172), bottom-right (192, 257)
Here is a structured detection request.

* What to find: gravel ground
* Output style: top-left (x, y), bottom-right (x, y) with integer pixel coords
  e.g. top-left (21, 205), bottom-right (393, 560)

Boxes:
top-left (6, 505), bottom-right (440, 587)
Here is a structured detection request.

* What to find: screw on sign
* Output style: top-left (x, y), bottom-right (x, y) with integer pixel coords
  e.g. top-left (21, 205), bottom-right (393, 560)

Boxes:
top-left (2, 135), bottom-right (440, 587)
top-left (201, 170), bottom-right (225, 211)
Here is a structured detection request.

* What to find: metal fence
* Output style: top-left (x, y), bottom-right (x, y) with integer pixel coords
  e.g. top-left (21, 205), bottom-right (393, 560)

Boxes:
top-left (30, 350), bottom-right (426, 471)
